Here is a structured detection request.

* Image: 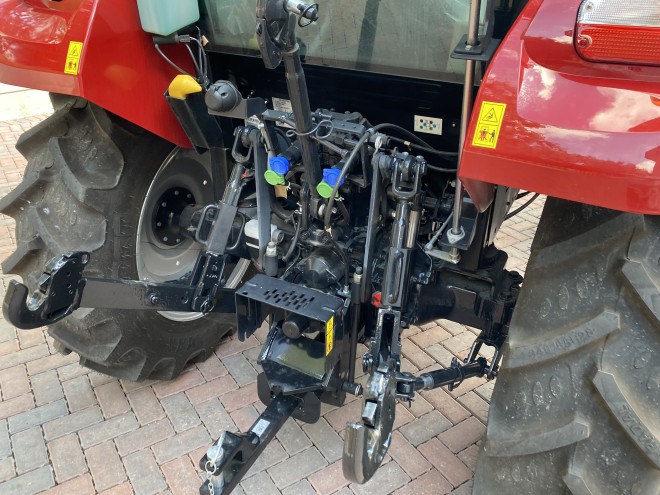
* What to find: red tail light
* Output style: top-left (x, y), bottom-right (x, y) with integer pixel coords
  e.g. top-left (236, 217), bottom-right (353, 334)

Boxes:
top-left (575, 0), bottom-right (660, 66)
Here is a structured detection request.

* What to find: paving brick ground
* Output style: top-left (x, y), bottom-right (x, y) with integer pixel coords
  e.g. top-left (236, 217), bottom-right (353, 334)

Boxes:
top-left (0, 113), bottom-right (545, 494)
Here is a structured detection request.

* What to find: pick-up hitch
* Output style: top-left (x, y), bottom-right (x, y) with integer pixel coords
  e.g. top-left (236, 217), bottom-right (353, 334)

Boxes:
top-left (200, 394), bottom-right (300, 495)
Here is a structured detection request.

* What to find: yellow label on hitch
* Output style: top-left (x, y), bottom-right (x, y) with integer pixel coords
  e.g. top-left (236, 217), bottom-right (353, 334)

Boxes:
top-left (64, 41), bottom-right (84, 75)
top-left (325, 316), bottom-right (334, 356)
top-left (472, 101), bottom-right (506, 149)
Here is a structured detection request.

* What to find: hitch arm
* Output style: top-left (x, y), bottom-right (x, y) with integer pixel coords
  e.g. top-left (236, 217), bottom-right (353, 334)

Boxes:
top-left (3, 251), bottom-right (237, 330)
top-left (200, 394), bottom-right (299, 495)
top-left (395, 356), bottom-right (488, 398)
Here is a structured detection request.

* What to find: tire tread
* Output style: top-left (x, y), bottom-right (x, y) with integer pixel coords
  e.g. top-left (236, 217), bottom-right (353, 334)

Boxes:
top-left (2, 97), bottom-right (233, 381)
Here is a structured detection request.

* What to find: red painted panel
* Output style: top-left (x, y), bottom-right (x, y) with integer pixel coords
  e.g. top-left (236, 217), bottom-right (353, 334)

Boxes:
top-left (0, 0), bottom-right (191, 147)
top-left (460, 0), bottom-right (660, 215)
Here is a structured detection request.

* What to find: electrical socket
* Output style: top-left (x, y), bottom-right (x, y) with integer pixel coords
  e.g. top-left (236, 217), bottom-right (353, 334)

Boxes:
top-left (414, 115), bottom-right (443, 135)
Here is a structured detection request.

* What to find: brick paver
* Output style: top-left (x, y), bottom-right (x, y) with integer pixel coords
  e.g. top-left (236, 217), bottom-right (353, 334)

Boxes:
top-left (0, 110), bottom-right (544, 494)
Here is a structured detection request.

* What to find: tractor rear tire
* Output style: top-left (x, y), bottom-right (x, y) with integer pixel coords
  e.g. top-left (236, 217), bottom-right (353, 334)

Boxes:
top-left (474, 198), bottom-right (660, 494)
top-left (0, 96), bottom-right (240, 381)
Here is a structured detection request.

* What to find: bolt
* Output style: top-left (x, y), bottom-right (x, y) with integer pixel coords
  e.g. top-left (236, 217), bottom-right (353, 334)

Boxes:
top-left (176, 238), bottom-right (181, 243)
top-left (362, 353), bottom-right (374, 373)
top-left (187, 194), bottom-right (192, 199)
top-left (162, 202), bottom-right (167, 207)
top-left (174, 190), bottom-right (180, 196)
top-left (576, 35), bottom-right (592, 49)
top-left (148, 293), bottom-right (161, 305)
top-left (163, 237), bottom-right (168, 242)
top-left (156, 222), bottom-right (162, 227)
top-left (200, 299), bottom-right (214, 313)
top-left (341, 381), bottom-right (363, 396)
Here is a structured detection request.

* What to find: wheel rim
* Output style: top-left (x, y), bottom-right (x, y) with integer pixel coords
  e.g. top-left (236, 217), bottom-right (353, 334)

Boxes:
top-left (136, 148), bottom-right (214, 322)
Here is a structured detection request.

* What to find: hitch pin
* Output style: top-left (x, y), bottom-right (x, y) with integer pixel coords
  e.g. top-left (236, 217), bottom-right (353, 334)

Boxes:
top-left (205, 433), bottom-right (225, 495)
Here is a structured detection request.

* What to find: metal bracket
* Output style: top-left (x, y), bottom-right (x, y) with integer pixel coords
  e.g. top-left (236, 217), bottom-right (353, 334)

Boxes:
top-left (451, 34), bottom-right (501, 62)
top-left (3, 252), bottom-right (87, 330)
top-left (343, 359), bottom-right (397, 484)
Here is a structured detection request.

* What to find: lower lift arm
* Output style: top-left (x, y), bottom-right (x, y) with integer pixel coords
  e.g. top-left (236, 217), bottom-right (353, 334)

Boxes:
top-left (3, 251), bottom-right (237, 330)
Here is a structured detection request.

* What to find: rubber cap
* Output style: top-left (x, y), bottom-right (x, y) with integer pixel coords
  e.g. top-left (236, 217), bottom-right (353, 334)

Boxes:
top-left (323, 168), bottom-right (344, 187)
top-left (269, 156), bottom-right (291, 175)
top-left (316, 180), bottom-right (334, 198)
top-left (264, 169), bottom-right (286, 186)
top-left (168, 75), bottom-right (202, 100)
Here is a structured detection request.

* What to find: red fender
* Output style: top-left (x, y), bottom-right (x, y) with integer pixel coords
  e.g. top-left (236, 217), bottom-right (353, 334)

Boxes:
top-left (459, 0), bottom-right (660, 215)
top-left (0, 0), bottom-right (191, 147)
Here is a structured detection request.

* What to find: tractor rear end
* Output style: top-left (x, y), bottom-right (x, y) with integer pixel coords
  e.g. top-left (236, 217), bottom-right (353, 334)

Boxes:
top-left (0, 0), bottom-right (658, 493)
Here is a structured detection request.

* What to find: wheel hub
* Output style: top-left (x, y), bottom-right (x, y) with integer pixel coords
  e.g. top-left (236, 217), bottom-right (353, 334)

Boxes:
top-left (136, 148), bottom-right (215, 322)
top-left (151, 187), bottom-right (195, 246)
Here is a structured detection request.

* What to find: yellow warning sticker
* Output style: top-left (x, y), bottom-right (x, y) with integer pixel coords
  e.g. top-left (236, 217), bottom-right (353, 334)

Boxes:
top-left (64, 41), bottom-right (84, 75)
top-left (325, 316), bottom-right (334, 356)
top-left (472, 101), bottom-right (507, 149)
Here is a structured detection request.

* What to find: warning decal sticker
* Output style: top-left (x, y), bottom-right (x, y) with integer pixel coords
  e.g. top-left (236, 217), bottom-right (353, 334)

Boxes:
top-left (471, 101), bottom-right (506, 149)
top-left (325, 316), bottom-right (334, 356)
top-left (64, 41), bottom-right (84, 75)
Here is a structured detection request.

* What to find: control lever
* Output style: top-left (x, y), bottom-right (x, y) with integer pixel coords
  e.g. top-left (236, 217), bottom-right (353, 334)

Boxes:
top-left (255, 0), bottom-right (323, 187)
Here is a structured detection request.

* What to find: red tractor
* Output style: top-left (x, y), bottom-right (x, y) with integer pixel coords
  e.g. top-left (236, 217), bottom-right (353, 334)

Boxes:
top-left (0, 0), bottom-right (658, 493)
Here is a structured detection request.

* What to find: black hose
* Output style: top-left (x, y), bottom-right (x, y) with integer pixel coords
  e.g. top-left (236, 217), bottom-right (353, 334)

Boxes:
top-left (322, 130), bottom-right (372, 230)
top-left (329, 235), bottom-right (351, 289)
top-left (427, 163), bottom-right (459, 173)
top-left (336, 200), bottom-right (350, 226)
top-left (505, 193), bottom-right (540, 221)
top-left (269, 187), bottom-right (294, 223)
top-left (323, 122), bottom-right (460, 229)
top-left (283, 217), bottom-right (301, 262)
top-left (386, 135), bottom-right (459, 159)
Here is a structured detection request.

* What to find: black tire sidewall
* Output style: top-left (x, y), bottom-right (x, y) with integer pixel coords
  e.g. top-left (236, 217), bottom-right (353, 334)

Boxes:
top-left (49, 105), bottom-right (235, 378)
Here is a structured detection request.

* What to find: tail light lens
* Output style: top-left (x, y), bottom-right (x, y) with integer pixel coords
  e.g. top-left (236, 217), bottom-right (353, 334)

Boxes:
top-left (575, 0), bottom-right (660, 66)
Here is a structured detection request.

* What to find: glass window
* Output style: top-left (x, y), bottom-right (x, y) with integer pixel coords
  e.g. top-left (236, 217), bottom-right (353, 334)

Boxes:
top-left (201, 0), bottom-right (484, 82)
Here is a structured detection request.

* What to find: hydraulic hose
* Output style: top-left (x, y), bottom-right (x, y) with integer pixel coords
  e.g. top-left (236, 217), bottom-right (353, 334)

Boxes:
top-left (269, 187), bottom-right (294, 223)
top-left (323, 122), bottom-right (458, 230)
